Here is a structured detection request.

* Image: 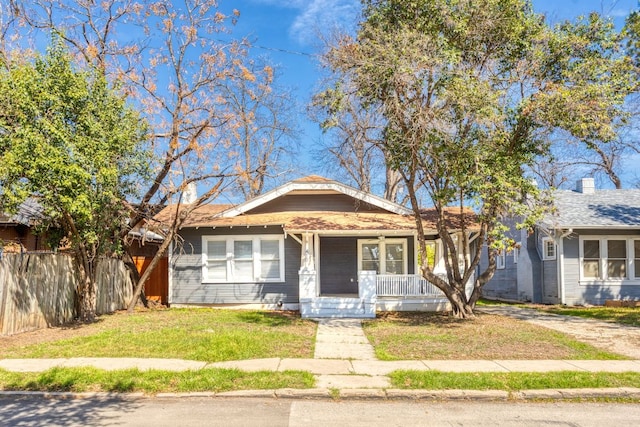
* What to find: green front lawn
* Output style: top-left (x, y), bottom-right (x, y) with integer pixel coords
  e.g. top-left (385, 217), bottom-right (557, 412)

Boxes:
top-left (390, 370), bottom-right (640, 391)
top-left (0, 309), bottom-right (317, 362)
top-left (0, 367), bottom-right (314, 394)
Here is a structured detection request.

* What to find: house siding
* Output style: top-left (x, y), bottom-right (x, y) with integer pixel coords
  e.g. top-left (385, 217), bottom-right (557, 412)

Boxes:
top-left (480, 249), bottom-right (518, 300)
top-left (527, 232), bottom-right (543, 303)
top-left (562, 229), bottom-right (640, 305)
top-left (171, 226), bottom-right (301, 305)
top-left (541, 259), bottom-right (559, 303)
top-left (249, 194), bottom-right (388, 214)
top-left (479, 218), bottom-right (520, 300)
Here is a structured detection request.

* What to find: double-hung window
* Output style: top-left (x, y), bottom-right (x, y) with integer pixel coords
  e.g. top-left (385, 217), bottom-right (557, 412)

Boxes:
top-left (580, 237), bottom-right (636, 281)
top-left (582, 239), bottom-right (601, 279)
top-left (203, 235), bottom-right (285, 283)
top-left (607, 240), bottom-right (627, 279)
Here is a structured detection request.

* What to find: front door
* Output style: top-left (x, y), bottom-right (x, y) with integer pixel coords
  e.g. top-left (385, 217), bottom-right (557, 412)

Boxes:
top-left (318, 237), bottom-right (359, 295)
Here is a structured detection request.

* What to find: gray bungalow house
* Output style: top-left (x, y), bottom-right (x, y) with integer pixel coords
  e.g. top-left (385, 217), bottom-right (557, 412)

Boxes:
top-left (482, 178), bottom-right (640, 305)
top-left (164, 176), bottom-right (477, 318)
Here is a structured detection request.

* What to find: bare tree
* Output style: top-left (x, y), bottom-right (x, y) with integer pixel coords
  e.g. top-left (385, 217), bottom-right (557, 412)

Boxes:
top-left (6, 0), bottom-right (292, 310)
top-left (311, 70), bottom-right (405, 203)
top-left (220, 57), bottom-right (299, 200)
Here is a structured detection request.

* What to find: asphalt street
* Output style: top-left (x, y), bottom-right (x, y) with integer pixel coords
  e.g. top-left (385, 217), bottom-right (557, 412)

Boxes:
top-left (2, 395), bottom-right (640, 427)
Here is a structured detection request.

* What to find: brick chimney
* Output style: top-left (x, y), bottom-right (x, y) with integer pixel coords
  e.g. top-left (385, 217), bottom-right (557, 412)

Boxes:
top-left (576, 178), bottom-right (595, 194)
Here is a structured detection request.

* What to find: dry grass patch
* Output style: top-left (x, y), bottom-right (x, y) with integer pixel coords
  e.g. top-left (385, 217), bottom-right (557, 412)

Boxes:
top-left (363, 312), bottom-right (625, 360)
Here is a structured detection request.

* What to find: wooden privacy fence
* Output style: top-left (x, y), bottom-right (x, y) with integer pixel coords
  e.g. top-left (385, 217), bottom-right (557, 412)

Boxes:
top-left (0, 253), bottom-right (133, 335)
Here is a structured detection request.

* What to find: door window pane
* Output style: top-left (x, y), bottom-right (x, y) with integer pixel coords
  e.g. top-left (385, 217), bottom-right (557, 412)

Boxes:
top-left (385, 243), bottom-right (405, 274)
top-left (361, 243), bottom-right (379, 273)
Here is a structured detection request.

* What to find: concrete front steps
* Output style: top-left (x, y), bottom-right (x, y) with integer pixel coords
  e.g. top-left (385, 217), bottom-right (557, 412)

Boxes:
top-left (300, 297), bottom-right (375, 318)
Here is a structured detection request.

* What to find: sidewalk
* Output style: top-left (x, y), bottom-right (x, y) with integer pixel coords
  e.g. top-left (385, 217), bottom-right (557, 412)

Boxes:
top-left (2, 315), bottom-right (640, 400)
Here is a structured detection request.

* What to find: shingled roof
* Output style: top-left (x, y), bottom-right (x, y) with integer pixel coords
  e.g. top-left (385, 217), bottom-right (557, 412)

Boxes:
top-left (542, 188), bottom-right (640, 229)
top-left (152, 176), bottom-right (479, 234)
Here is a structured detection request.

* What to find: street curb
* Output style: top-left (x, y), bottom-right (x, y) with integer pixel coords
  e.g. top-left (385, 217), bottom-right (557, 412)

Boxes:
top-left (2, 387), bottom-right (640, 401)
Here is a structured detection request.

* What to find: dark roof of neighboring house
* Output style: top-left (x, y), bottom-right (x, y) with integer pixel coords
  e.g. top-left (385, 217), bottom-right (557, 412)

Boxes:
top-left (542, 189), bottom-right (640, 229)
top-left (0, 198), bottom-right (44, 226)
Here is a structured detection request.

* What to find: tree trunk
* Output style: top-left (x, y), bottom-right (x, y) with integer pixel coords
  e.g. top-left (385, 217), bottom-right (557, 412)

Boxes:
top-left (75, 257), bottom-right (97, 322)
top-left (122, 250), bottom-right (149, 308)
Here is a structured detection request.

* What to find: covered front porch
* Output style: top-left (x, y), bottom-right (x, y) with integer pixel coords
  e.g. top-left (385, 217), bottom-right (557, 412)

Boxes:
top-left (292, 232), bottom-right (463, 318)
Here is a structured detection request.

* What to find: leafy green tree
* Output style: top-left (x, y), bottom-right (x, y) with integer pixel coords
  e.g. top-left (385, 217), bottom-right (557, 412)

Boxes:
top-left (534, 12), bottom-right (640, 189)
top-left (320, 0), bottom-right (631, 318)
top-left (0, 40), bottom-right (147, 321)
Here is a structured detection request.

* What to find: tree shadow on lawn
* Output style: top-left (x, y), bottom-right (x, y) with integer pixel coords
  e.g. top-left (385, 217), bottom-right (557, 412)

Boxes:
top-left (235, 310), bottom-right (305, 327)
top-left (372, 311), bottom-right (472, 327)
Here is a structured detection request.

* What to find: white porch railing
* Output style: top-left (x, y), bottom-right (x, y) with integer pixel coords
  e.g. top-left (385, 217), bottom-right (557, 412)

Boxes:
top-left (376, 274), bottom-right (447, 297)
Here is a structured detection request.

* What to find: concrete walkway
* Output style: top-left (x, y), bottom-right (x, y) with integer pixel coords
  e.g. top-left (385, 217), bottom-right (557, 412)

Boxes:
top-left (2, 311), bottom-right (640, 400)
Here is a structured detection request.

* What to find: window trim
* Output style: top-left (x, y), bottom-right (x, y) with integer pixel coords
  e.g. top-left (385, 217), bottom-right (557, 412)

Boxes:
top-left (357, 238), bottom-right (408, 275)
top-left (202, 235), bottom-right (285, 283)
top-left (542, 237), bottom-right (556, 261)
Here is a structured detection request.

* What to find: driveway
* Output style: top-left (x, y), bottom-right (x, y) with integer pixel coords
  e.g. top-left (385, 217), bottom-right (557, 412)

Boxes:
top-left (478, 305), bottom-right (640, 359)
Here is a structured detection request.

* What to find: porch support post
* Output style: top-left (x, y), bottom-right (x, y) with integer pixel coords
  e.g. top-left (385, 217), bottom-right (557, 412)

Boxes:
top-left (299, 232), bottom-right (317, 318)
top-left (358, 270), bottom-right (377, 318)
top-left (300, 232), bottom-right (315, 272)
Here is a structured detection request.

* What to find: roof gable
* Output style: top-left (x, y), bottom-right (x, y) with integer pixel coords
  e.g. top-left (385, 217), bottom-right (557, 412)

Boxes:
top-left (219, 175), bottom-right (412, 217)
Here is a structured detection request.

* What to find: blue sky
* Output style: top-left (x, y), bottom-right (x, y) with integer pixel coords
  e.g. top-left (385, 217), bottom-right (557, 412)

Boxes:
top-left (221, 0), bottom-right (639, 179)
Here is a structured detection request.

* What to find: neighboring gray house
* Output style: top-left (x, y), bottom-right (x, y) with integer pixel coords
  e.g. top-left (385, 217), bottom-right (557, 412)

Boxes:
top-left (482, 178), bottom-right (640, 305)
top-left (164, 175), bottom-right (477, 317)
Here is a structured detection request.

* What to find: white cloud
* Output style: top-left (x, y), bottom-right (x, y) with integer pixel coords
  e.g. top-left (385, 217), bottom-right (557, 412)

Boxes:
top-left (289, 0), bottom-right (360, 45)
top-left (248, 0), bottom-right (360, 46)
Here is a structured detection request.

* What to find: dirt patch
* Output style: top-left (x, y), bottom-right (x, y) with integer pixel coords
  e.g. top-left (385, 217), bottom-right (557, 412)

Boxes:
top-left (0, 313), bottom-right (122, 357)
top-left (479, 305), bottom-right (640, 359)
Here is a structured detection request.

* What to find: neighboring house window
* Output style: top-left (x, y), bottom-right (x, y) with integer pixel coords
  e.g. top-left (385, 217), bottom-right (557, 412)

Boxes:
top-left (635, 240), bottom-right (640, 279)
top-left (358, 239), bottom-right (407, 275)
top-left (202, 235), bottom-right (285, 283)
top-left (496, 251), bottom-right (506, 270)
top-left (513, 244), bottom-right (520, 264)
top-left (582, 239), bottom-right (600, 279)
top-left (580, 237), bottom-right (635, 281)
top-left (607, 240), bottom-right (627, 279)
top-left (542, 238), bottom-right (556, 260)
